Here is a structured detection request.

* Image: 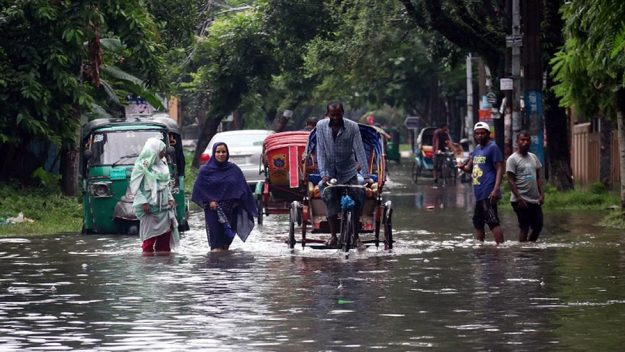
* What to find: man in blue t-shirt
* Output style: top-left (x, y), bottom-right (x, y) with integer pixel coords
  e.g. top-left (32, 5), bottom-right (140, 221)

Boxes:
top-left (459, 122), bottom-right (505, 244)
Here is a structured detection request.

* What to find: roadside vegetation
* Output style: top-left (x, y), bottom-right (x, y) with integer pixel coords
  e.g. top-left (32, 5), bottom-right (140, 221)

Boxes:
top-left (542, 183), bottom-right (619, 211)
top-left (0, 183), bottom-right (82, 236)
top-left (1, 153), bottom-right (199, 237)
top-left (501, 179), bottom-right (619, 212)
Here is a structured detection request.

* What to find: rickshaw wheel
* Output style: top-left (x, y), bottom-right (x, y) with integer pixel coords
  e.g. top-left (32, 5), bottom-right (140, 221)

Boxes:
top-left (288, 212), bottom-right (296, 249)
top-left (299, 207), bottom-right (307, 248)
top-left (374, 218), bottom-right (381, 248)
top-left (257, 198), bottom-right (264, 225)
top-left (374, 199), bottom-right (382, 248)
top-left (383, 206), bottom-right (393, 250)
top-left (340, 211), bottom-right (352, 253)
top-left (412, 160), bottom-right (421, 183)
top-left (384, 222), bottom-right (393, 250)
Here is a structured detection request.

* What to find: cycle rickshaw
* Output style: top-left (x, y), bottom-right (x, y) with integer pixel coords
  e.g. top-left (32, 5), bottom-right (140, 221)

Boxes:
top-left (412, 126), bottom-right (435, 183)
top-left (287, 124), bottom-right (393, 252)
top-left (256, 131), bottom-right (310, 225)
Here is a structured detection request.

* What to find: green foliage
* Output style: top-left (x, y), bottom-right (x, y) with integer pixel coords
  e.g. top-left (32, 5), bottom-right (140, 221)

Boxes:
top-left (31, 167), bottom-right (61, 189)
top-left (542, 184), bottom-right (619, 210)
top-left (598, 210), bottom-right (625, 229)
top-left (0, 0), bottom-right (166, 150)
top-left (184, 150), bottom-right (198, 192)
top-left (301, 0), bottom-right (465, 118)
top-left (147, 0), bottom-right (199, 49)
top-left (399, 0), bottom-right (506, 75)
top-left (189, 9), bottom-right (276, 120)
top-left (590, 181), bottom-right (607, 194)
top-left (0, 183), bottom-right (82, 236)
top-left (551, 0), bottom-right (625, 118)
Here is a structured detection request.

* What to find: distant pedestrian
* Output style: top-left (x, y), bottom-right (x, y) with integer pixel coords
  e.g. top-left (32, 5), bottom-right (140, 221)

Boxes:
top-left (460, 122), bottom-right (504, 244)
top-left (432, 122), bottom-right (452, 185)
top-left (303, 117), bottom-right (318, 131)
top-left (130, 137), bottom-right (179, 253)
top-left (506, 131), bottom-right (544, 242)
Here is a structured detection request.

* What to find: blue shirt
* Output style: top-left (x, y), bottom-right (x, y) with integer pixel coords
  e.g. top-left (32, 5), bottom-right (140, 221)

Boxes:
top-left (471, 141), bottom-right (503, 201)
top-left (316, 118), bottom-right (369, 183)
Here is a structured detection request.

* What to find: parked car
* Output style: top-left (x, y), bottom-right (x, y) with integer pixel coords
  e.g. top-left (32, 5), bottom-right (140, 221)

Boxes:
top-left (200, 130), bottom-right (274, 186)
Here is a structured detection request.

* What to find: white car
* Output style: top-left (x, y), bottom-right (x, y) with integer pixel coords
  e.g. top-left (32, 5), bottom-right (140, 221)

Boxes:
top-left (199, 130), bottom-right (274, 186)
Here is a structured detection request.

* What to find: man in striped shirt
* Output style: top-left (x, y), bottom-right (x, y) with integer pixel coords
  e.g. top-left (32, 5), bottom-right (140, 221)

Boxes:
top-left (316, 102), bottom-right (370, 247)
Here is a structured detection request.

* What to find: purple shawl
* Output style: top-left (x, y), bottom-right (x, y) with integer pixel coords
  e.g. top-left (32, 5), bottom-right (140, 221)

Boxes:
top-left (191, 142), bottom-right (258, 217)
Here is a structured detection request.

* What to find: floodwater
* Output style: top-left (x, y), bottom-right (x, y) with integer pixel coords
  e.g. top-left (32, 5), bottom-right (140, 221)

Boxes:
top-left (2, 164), bottom-right (625, 351)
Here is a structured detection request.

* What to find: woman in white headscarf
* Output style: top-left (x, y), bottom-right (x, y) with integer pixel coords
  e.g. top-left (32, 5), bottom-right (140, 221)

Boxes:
top-left (130, 137), bottom-right (179, 253)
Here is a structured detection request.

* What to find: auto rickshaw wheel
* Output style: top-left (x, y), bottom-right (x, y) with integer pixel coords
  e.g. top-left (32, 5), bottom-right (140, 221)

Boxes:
top-left (81, 224), bottom-right (93, 235)
top-left (127, 223), bottom-right (139, 236)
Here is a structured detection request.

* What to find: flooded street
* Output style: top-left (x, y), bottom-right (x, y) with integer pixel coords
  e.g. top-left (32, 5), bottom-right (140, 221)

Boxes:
top-left (2, 164), bottom-right (625, 351)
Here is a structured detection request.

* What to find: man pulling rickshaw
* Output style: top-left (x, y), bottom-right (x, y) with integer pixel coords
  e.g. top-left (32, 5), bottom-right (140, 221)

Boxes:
top-left (315, 102), bottom-right (373, 248)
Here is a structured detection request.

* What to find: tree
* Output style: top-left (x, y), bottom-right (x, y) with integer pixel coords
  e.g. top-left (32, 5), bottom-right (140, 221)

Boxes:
top-left (187, 9), bottom-right (276, 167)
top-left (551, 0), bottom-right (625, 209)
top-left (303, 1), bottom-right (466, 127)
top-left (0, 0), bottom-right (165, 194)
top-left (542, 0), bottom-right (574, 191)
top-left (399, 0), bottom-right (574, 190)
top-left (398, 0), bottom-right (506, 74)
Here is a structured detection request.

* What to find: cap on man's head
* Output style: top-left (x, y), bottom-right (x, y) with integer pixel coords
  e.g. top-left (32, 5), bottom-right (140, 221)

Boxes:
top-left (474, 121), bottom-right (490, 132)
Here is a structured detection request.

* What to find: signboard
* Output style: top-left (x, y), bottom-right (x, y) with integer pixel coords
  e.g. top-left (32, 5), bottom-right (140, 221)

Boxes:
top-left (500, 78), bottom-right (513, 91)
top-left (125, 95), bottom-right (154, 117)
top-left (486, 92), bottom-right (497, 104)
top-left (525, 90), bottom-right (545, 165)
top-left (403, 116), bottom-right (420, 129)
top-left (506, 34), bottom-right (523, 47)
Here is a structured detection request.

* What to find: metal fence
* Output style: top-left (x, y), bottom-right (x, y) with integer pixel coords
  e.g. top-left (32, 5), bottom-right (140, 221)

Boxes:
top-left (571, 123), bottom-right (620, 186)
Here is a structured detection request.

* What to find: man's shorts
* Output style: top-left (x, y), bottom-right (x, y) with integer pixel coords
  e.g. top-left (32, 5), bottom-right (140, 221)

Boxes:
top-left (511, 202), bottom-right (543, 233)
top-left (434, 153), bottom-right (445, 171)
top-left (472, 198), bottom-right (500, 230)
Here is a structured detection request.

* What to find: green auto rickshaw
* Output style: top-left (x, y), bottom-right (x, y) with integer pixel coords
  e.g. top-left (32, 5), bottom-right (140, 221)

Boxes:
top-left (80, 113), bottom-right (190, 235)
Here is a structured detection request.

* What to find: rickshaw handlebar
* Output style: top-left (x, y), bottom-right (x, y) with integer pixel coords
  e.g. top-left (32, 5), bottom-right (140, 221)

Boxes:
top-left (321, 181), bottom-right (367, 197)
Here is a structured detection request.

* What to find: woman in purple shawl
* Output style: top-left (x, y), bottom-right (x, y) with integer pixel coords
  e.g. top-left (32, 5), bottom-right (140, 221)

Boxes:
top-left (192, 142), bottom-right (257, 252)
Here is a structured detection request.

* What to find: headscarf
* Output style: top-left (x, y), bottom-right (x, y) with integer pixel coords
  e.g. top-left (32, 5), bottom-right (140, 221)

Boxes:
top-left (192, 142), bottom-right (257, 216)
top-left (130, 137), bottom-right (170, 204)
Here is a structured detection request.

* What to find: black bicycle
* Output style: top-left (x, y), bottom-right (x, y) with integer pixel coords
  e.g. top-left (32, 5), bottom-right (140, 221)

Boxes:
top-left (439, 148), bottom-right (457, 186)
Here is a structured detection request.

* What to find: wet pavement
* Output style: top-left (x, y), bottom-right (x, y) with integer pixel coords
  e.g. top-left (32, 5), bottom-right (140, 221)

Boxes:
top-left (1, 162), bottom-right (625, 351)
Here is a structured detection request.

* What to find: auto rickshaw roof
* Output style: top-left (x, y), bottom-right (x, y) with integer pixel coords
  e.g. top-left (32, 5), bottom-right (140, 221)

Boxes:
top-left (81, 113), bottom-right (180, 140)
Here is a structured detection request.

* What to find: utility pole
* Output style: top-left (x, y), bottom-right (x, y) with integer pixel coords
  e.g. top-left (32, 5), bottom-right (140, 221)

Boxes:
top-left (511, 0), bottom-right (522, 151)
top-left (466, 53), bottom-right (473, 139)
